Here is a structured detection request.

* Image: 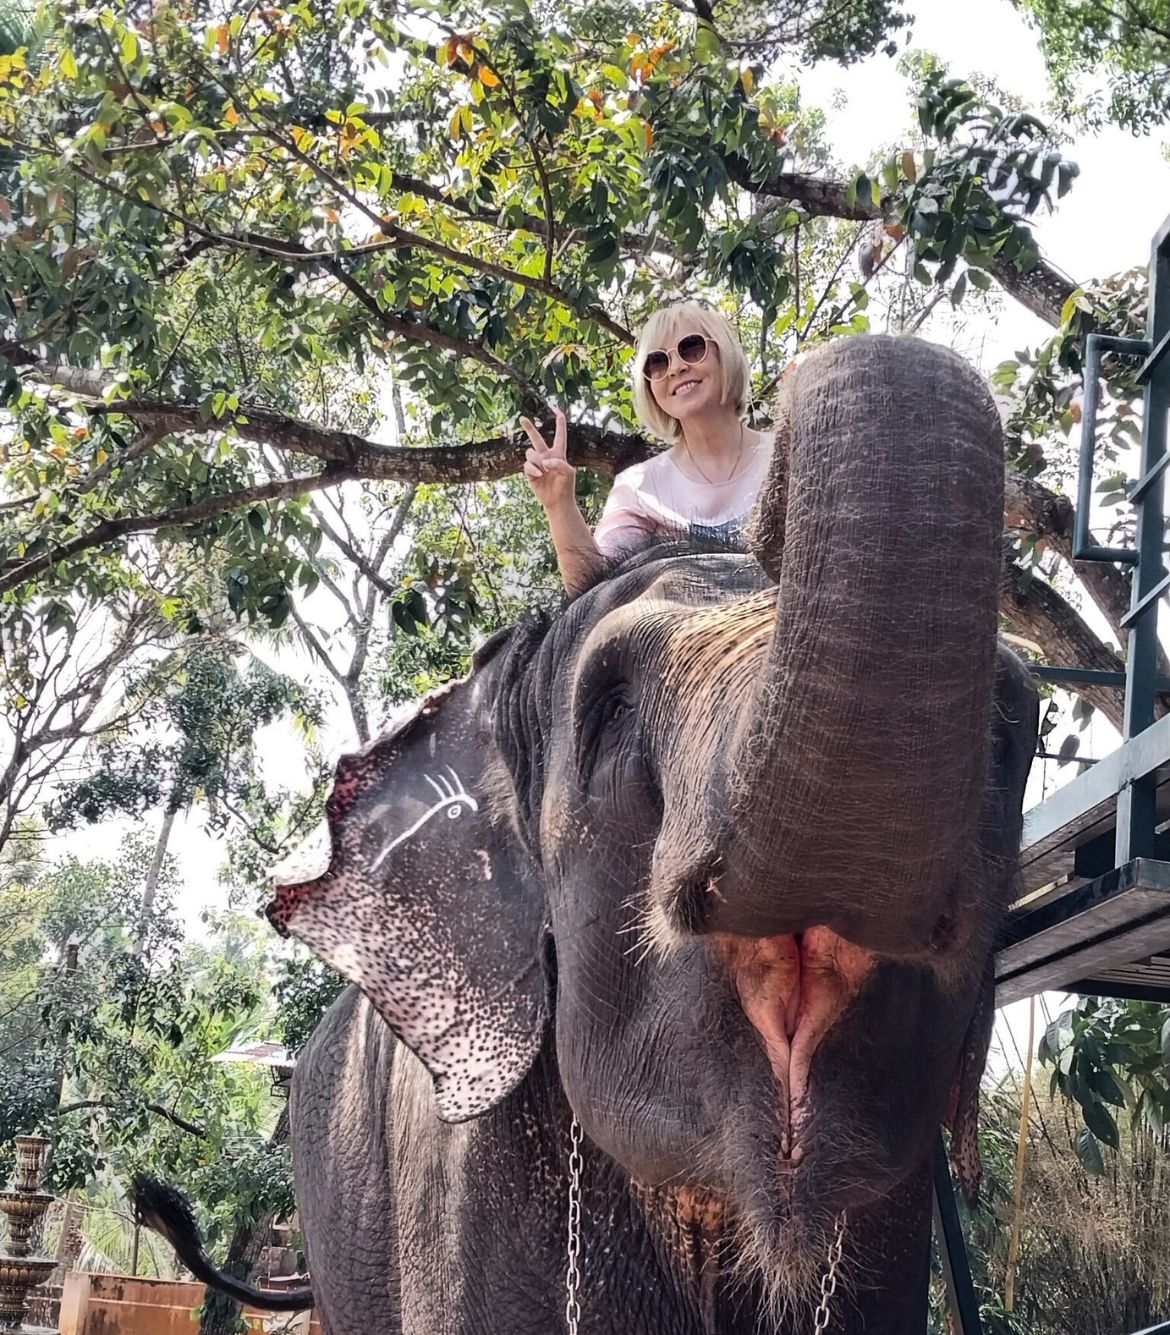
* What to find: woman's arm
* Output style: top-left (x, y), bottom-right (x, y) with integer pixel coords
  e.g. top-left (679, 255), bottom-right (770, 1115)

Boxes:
top-left (521, 410), bottom-right (603, 595)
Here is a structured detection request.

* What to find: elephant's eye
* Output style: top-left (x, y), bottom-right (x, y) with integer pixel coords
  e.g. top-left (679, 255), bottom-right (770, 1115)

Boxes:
top-left (576, 682), bottom-right (637, 773)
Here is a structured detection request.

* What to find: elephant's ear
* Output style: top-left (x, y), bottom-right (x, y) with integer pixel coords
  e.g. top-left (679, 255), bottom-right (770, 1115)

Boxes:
top-left (947, 645), bottom-right (1040, 1204)
top-left (267, 637), bottom-right (548, 1123)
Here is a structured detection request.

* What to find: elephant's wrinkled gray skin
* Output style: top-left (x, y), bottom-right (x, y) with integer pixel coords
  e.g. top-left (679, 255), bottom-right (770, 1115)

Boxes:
top-left (269, 336), bottom-right (1039, 1334)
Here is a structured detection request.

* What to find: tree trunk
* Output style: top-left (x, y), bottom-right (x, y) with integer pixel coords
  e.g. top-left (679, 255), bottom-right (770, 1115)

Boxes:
top-left (1000, 562), bottom-right (1143, 731)
top-left (133, 802), bottom-right (177, 955)
top-left (198, 1105), bottom-right (292, 1335)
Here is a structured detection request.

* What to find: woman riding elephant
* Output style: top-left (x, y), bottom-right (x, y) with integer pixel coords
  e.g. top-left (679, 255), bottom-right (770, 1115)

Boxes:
top-left (522, 302), bottom-right (775, 592)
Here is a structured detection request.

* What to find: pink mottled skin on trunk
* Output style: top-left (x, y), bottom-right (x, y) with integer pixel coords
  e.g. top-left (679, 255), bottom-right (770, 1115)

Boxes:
top-left (717, 928), bottom-right (874, 1158)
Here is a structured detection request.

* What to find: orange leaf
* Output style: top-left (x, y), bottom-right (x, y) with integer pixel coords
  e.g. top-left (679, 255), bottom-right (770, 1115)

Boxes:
top-left (458, 41), bottom-right (475, 65)
top-left (740, 67), bottom-right (754, 94)
top-left (215, 23), bottom-right (229, 54)
top-left (587, 89), bottom-right (602, 107)
top-left (883, 222), bottom-right (906, 242)
top-left (443, 36), bottom-right (459, 65)
top-left (478, 64), bottom-right (500, 87)
top-left (643, 120), bottom-right (654, 149)
top-left (900, 150), bottom-right (917, 182)
top-left (225, 104), bottom-right (240, 126)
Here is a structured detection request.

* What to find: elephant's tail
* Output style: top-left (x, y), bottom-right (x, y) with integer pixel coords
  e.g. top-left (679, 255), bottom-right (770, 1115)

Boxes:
top-left (131, 1174), bottom-right (314, 1312)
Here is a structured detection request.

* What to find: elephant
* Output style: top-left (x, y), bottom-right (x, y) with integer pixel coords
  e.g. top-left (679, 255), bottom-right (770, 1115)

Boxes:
top-left (137, 334), bottom-right (1039, 1334)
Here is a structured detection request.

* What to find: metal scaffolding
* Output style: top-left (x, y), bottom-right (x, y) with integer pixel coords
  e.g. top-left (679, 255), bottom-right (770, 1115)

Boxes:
top-left (936, 210), bottom-right (1170, 1335)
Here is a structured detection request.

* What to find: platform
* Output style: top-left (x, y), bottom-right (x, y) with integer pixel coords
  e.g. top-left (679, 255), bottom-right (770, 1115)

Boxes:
top-left (998, 857), bottom-right (1170, 1005)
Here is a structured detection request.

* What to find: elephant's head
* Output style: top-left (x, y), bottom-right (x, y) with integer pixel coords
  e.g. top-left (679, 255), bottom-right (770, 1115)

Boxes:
top-left (268, 336), bottom-right (1038, 1307)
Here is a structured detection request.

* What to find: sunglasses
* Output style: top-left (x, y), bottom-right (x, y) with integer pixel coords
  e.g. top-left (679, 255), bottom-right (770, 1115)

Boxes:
top-left (643, 332), bottom-right (711, 382)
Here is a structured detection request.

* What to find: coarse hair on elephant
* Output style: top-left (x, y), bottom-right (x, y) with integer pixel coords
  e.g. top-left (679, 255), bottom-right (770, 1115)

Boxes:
top-left (137, 335), bottom-right (1039, 1335)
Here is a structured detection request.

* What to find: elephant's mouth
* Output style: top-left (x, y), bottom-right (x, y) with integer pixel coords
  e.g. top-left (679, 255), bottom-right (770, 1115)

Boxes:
top-left (716, 928), bottom-right (874, 1156)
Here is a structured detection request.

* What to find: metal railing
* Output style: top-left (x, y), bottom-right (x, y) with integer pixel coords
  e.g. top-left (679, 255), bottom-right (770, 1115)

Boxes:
top-left (1031, 210), bottom-right (1170, 867)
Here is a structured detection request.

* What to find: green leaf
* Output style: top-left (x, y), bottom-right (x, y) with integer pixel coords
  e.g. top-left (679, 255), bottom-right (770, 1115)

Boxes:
top-left (1060, 288), bottom-right (1086, 326)
top-left (1074, 1127), bottom-right (1105, 1176)
top-left (1080, 1095), bottom-right (1120, 1149)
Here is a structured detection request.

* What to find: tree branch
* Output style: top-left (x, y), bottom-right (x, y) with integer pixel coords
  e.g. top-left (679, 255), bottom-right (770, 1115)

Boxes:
top-left (722, 157), bottom-right (1077, 326)
top-left (2, 362), bottom-right (653, 481)
top-left (1001, 561), bottom-right (1129, 730)
top-left (57, 1099), bottom-right (207, 1139)
top-left (1004, 471), bottom-right (1141, 651)
top-left (0, 467), bottom-right (354, 597)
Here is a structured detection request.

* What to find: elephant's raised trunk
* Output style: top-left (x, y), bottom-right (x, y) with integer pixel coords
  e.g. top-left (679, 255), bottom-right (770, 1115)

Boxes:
top-left (710, 336), bottom-right (1004, 954)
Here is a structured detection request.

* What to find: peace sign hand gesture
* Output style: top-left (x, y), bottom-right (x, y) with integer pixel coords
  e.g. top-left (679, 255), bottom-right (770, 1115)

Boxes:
top-left (520, 409), bottom-right (576, 513)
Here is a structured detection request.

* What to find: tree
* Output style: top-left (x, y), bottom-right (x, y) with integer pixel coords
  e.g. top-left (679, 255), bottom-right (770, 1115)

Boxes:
top-left (0, 2), bottom-right (1075, 554)
top-left (0, 833), bottom-right (293, 1312)
top-left (47, 637), bottom-right (330, 896)
top-left (0, 0), bottom-right (1131, 734)
top-left (0, 593), bottom-right (178, 848)
top-left (930, 1081), bottom-right (1170, 1334)
top-left (1012, 0), bottom-right (1170, 134)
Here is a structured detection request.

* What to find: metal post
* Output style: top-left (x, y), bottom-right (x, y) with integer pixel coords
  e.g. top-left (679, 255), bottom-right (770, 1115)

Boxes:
top-left (932, 1136), bottom-right (983, 1335)
top-left (1117, 219), bottom-right (1170, 863)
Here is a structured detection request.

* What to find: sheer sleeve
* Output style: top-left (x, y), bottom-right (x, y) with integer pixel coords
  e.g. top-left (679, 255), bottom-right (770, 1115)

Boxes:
top-left (593, 470), bottom-right (656, 558)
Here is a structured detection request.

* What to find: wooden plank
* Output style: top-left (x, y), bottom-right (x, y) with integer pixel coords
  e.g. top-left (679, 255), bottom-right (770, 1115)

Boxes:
top-left (998, 913), bottom-right (1170, 1005)
top-left (996, 859), bottom-right (1170, 1005)
top-left (1001, 859), bottom-right (1170, 954)
top-left (998, 887), bottom-right (1170, 975)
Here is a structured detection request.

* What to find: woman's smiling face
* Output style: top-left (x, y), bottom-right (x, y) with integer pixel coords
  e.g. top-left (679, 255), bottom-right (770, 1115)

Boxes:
top-left (648, 334), bottom-right (723, 424)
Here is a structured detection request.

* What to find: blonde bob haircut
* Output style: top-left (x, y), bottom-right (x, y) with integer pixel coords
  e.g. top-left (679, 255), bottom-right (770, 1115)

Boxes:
top-left (631, 302), bottom-right (752, 442)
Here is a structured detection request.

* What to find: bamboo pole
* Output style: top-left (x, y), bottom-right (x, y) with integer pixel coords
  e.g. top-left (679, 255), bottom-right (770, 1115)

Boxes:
top-left (1004, 996), bottom-right (1036, 1311)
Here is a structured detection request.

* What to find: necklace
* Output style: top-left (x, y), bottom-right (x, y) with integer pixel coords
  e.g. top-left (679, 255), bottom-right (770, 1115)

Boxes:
top-left (682, 420), bottom-right (747, 486)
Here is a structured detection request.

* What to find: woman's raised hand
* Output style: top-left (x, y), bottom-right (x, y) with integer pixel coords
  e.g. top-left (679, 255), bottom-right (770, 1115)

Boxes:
top-left (520, 409), bottom-right (576, 511)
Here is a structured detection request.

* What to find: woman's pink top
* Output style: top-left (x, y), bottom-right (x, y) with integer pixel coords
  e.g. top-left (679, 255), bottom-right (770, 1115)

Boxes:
top-left (593, 435), bottom-right (775, 558)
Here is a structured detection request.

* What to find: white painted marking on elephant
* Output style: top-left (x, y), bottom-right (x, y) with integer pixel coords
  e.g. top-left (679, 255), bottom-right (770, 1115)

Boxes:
top-left (476, 849), bottom-right (492, 881)
top-left (266, 819), bottom-right (332, 886)
top-left (369, 767), bottom-right (480, 871)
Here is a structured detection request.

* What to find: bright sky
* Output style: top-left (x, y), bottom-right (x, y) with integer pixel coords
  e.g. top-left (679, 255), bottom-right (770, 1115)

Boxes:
top-left (49, 0), bottom-right (1170, 1064)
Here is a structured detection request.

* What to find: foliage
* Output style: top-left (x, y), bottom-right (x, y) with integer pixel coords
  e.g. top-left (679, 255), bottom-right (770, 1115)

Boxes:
top-left (940, 1080), bottom-right (1170, 1335)
top-left (1038, 996), bottom-right (1170, 1172)
top-left (0, 833), bottom-right (292, 1268)
top-left (47, 639), bottom-right (331, 888)
top-left (1013, 0), bottom-right (1170, 134)
top-left (272, 954), bottom-right (345, 1055)
top-left (993, 267), bottom-right (1147, 487)
top-left (0, 0), bottom-right (1078, 633)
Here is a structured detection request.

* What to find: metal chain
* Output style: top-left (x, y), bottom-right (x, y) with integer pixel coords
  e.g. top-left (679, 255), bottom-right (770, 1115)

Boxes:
top-left (565, 1115), bottom-right (584, 1335)
top-left (811, 1212), bottom-right (847, 1335)
top-left (566, 1117), bottom-right (841, 1335)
